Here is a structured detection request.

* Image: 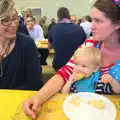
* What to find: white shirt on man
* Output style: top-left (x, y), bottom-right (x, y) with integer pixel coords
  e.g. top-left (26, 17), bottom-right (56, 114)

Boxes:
top-left (28, 24), bottom-right (44, 40)
top-left (80, 21), bottom-right (91, 38)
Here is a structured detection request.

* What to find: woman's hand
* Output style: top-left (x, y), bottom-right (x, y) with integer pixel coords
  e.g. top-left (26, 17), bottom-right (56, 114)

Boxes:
top-left (99, 74), bottom-right (113, 84)
top-left (23, 95), bottom-right (41, 119)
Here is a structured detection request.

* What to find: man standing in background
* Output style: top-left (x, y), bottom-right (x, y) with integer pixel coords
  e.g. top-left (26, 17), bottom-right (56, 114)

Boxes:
top-left (48, 18), bottom-right (56, 31)
top-left (48, 7), bottom-right (86, 71)
top-left (80, 16), bottom-right (91, 38)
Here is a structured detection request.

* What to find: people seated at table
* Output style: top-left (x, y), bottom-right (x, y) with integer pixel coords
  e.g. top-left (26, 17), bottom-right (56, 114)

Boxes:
top-left (26, 16), bottom-right (44, 40)
top-left (0, 0), bottom-right (43, 90)
top-left (23, 0), bottom-right (120, 118)
top-left (48, 7), bottom-right (86, 71)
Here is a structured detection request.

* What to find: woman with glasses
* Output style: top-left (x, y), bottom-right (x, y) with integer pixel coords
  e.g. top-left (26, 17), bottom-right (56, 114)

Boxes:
top-left (0, 0), bottom-right (43, 90)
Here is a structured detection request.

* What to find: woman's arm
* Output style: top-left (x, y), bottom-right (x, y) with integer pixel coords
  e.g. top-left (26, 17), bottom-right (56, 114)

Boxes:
top-left (99, 74), bottom-right (120, 94)
top-left (36, 74), bottom-right (65, 104)
top-left (23, 39), bottom-right (96, 118)
top-left (24, 39), bottom-right (43, 90)
top-left (23, 53), bottom-right (75, 118)
top-left (61, 79), bottom-right (74, 94)
top-left (23, 74), bottom-right (64, 119)
top-left (110, 79), bottom-right (120, 94)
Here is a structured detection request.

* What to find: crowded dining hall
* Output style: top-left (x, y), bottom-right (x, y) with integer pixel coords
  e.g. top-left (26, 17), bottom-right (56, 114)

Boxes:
top-left (0, 0), bottom-right (120, 119)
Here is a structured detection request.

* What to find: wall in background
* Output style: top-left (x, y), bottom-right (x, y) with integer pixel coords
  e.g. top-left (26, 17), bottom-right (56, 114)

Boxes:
top-left (15, 0), bottom-right (93, 23)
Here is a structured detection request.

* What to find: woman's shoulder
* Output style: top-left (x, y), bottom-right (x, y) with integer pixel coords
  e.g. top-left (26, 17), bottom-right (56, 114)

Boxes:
top-left (16, 32), bottom-right (34, 46)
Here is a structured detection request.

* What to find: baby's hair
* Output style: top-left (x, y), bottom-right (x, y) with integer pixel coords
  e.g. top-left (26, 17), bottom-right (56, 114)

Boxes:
top-left (73, 46), bottom-right (101, 66)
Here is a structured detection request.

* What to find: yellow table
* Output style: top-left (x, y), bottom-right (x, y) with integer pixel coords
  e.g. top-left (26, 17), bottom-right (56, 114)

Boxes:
top-left (39, 94), bottom-right (120, 120)
top-left (0, 90), bottom-right (36, 120)
top-left (35, 39), bottom-right (48, 49)
top-left (35, 39), bottom-right (54, 54)
top-left (104, 95), bottom-right (120, 120)
top-left (0, 90), bottom-right (119, 120)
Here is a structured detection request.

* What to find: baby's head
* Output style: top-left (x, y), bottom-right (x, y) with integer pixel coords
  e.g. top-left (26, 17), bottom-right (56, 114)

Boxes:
top-left (73, 46), bottom-right (101, 77)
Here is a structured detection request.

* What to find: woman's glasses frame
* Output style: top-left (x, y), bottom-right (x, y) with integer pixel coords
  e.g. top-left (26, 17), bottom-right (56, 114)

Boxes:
top-left (0, 15), bottom-right (19, 26)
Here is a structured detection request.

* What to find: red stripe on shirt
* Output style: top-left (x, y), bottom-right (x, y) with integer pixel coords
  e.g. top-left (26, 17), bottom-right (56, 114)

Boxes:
top-left (101, 65), bottom-right (113, 74)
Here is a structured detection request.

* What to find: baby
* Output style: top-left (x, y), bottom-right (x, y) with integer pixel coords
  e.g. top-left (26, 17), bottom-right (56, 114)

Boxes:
top-left (61, 46), bottom-right (101, 93)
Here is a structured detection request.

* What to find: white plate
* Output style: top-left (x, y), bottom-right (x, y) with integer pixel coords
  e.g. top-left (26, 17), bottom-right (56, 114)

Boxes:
top-left (63, 92), bottom-right (117, 120)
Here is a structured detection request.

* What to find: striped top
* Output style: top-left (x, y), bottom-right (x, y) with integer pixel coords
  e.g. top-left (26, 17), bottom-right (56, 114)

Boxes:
top-left (57, 39), bottom-right (113, 83)
top-left (101, 64), bottom-right (113, 74)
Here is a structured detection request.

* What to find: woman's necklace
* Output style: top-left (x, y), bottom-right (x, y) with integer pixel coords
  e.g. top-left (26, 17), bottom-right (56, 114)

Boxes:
top-left (0, 40), bottom-right (12, 78)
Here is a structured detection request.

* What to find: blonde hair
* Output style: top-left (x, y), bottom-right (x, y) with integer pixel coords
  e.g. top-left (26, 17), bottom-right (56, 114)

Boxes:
top-left (25, 8), bottom-right (32, 17)
top-left (73, 46), bottom-right (101, 66)
top-left (0, 0), bottom-right (15, 19)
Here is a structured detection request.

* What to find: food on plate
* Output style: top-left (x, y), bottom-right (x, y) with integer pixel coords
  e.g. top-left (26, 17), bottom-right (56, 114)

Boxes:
top-left (88, 100), bottom-right (105, 109)
top-left (69, 96), bottom-right (83, 106)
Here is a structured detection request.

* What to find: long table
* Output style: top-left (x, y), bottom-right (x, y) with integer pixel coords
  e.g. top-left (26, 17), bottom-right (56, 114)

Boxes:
top-left (36, 40), bottom-right (54, 65)
top-left (0, 90), bottom-right (119, 120)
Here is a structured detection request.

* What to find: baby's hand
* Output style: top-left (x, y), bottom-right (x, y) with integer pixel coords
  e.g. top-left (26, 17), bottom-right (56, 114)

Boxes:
top-left (71, 72), bottom-right (85, 82)
top-left (99, 74), bottom-right (113, 84)
top-left (73, 74), bottom-right (81, 82)
top-left (68, 74), bottom-right (76, 83)
top-left (68, 74), bottom-right (80, 83)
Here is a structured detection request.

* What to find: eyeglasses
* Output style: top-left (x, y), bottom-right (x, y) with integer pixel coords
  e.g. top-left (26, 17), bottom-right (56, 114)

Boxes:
top-left (1, 16), bottom-right (19, 26)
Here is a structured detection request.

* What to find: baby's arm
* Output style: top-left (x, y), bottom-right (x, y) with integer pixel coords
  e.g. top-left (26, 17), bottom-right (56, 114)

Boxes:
top-left (61, 73), bottom-right (85, 93)
top-left (99, 74), bottom-right (120, 94)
